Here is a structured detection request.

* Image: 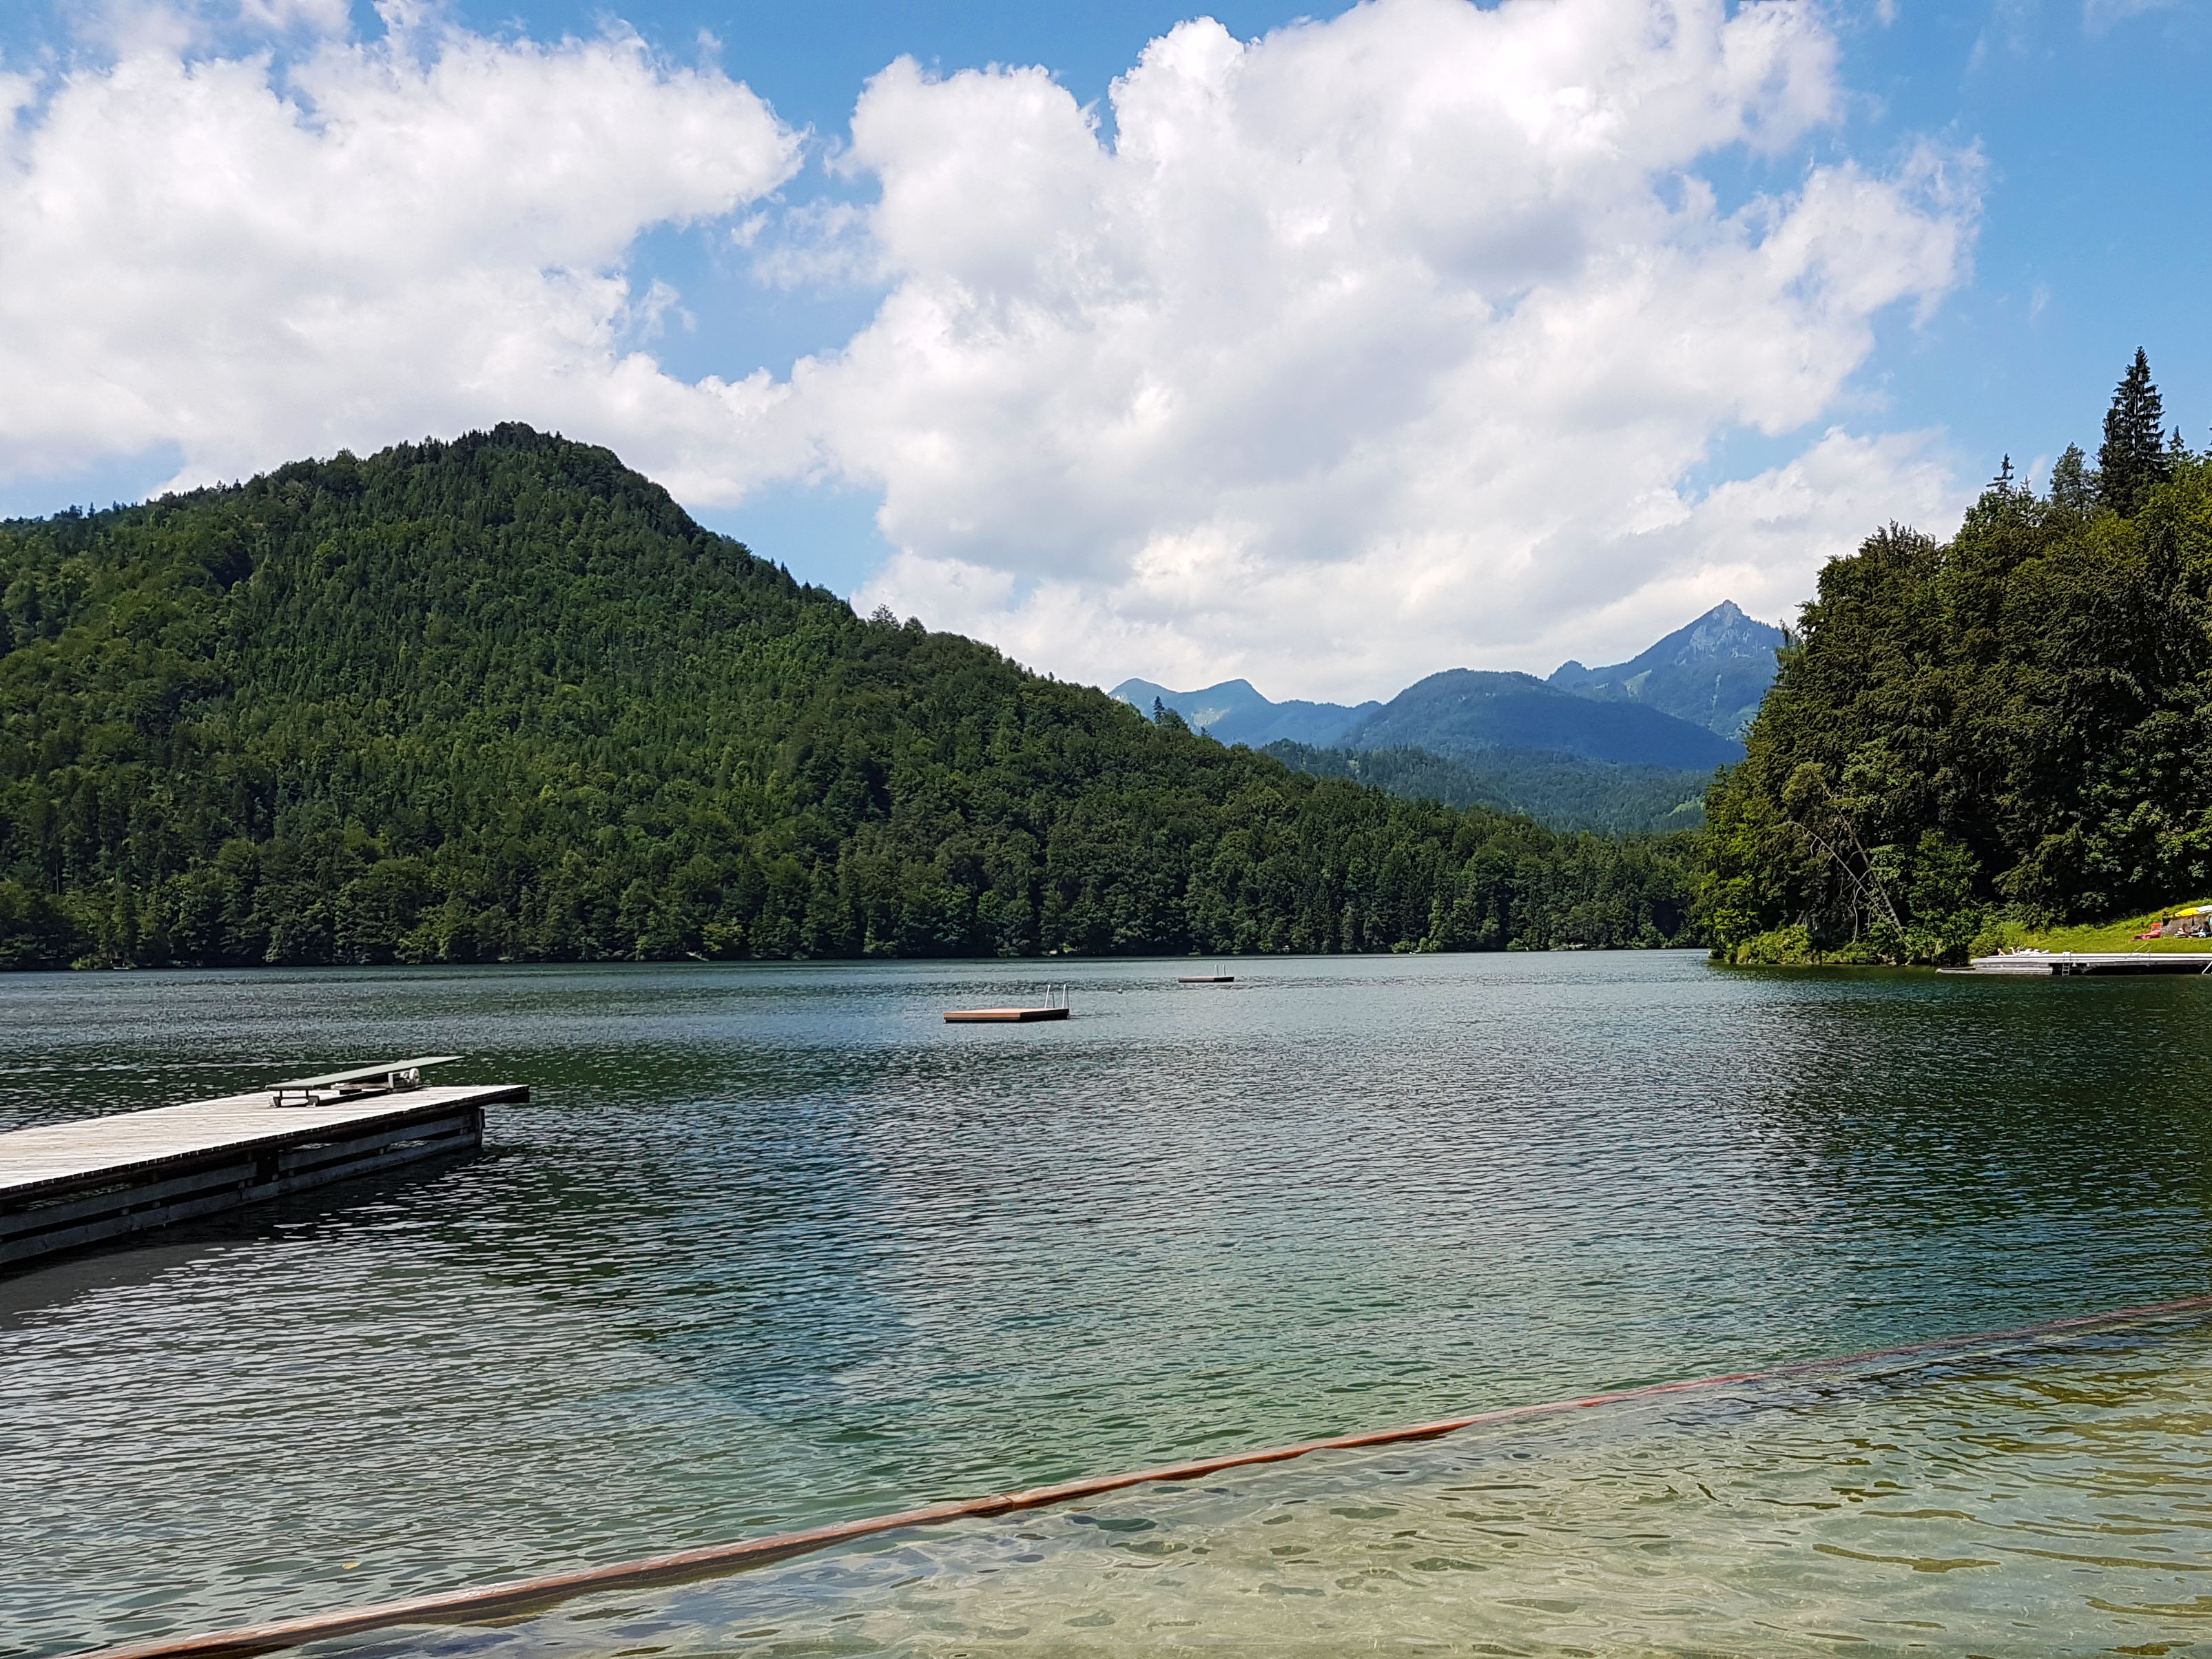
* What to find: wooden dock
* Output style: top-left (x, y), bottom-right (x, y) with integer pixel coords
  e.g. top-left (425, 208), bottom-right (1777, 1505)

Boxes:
top-left (0, 1062), bottom-right (527, 1270)
top-left (1968, 949), bottom-right (2212, 976)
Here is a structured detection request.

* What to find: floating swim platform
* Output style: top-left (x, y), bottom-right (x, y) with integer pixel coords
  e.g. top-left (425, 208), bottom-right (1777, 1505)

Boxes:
top-left (1177, 974), bottom-right (1234, 983)
top-left (945, 984), bottom-right (1071, 1022)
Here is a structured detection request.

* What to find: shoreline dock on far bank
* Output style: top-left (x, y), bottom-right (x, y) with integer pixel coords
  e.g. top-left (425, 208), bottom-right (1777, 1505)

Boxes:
top-left (1967, 949), bottom-right (2212, 976)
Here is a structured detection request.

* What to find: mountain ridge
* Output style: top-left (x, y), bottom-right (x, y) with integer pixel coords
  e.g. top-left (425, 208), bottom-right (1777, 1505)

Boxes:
top-left (1107, 676), bottom-right (1379, 748)
top-left (1115, 600), bottom-right (1775, 765)
top-left (1548, 600), bottom-right (1785, 739)
top-left (1343, 669), bottom-right (1744, 770)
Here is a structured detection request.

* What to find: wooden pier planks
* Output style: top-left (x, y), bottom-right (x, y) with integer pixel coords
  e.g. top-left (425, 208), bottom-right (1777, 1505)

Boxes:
top-left (0, 1081), bottom-right (528, 1268)
top-left (1967, 950), bottom-right (2212, 975)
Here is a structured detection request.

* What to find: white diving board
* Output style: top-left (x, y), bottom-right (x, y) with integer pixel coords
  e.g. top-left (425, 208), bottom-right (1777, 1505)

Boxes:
top-left (269, 1056), bottom-right (461, 1106)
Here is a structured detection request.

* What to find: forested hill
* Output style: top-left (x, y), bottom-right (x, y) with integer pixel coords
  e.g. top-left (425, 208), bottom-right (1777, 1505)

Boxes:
top-left (1262, 741), bottom-right (1707, 836)
top-left (0, 426), bottom-right (1693, 968)
top-left (1702, 351), bottom-right (2212, 965)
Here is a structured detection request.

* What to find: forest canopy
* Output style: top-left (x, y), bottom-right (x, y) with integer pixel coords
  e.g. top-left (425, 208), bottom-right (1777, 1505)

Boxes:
top-left (1700, 351), bottom-right (2212, 965)
top-left (1262, 740), bottom-right (1707, 835)
top-left (0, 426), bottom-right (1695, 969)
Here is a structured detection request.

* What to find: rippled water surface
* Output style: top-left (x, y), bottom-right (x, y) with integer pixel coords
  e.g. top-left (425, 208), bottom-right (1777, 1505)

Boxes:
top-left (6, 954), bottom-right (2212, 1656)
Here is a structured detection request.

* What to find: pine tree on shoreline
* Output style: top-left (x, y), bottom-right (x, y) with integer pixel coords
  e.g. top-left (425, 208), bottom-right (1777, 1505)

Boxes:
top-left (2098, 347), bottom-right (2171, 515)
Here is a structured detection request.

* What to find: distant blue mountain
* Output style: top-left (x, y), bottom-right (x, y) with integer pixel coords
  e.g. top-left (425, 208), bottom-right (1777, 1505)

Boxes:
top-left (1113, 600), bottom-right (1766, 776)
top-left (1108, 677), bottom-right (1381, 748)
top-left (1548, 600), bottom-right (1783, 739)
top-left (1343, 670), bottom-right (1742, 770)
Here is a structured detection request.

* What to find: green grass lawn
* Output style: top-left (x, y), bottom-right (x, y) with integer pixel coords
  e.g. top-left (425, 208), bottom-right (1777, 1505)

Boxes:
top-left (1993, 901), bottom-right (2212, 954)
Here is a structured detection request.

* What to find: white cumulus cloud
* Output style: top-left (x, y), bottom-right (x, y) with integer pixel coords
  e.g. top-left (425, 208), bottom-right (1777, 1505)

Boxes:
top-left (805, 0), bottom-right (1979, 696)
top-left (0, 0), bottom-right (1981, 699)
top-left (0, 13), bottom-right (804, 499)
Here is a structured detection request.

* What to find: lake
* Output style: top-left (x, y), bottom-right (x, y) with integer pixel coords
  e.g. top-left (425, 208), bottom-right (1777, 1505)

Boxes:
top-left (4, 951), bottom-right (2211, 1656)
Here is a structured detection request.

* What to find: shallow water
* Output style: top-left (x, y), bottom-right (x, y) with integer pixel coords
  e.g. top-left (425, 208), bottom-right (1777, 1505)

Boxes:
top-left (4, 953), bottom-right (2211, 1655)
top-left (317, 1319), bottom-right (2212, 1658)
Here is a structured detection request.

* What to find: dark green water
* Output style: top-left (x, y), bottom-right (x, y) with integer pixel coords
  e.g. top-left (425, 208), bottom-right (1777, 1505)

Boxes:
top-left (3, 953), bottom-right (2211, 1656)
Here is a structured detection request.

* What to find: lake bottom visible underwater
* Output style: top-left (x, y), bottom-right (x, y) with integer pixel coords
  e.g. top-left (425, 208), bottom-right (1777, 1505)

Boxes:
top-left (321, 1317), bottom-right (2212, 1658)
top-left (6, 952), bottom-right (2212, 1656)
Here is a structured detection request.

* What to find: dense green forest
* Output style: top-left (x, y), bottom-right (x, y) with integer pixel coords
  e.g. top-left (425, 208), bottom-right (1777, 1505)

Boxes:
top-left (1702, 350), bottom-right (2212, 965)
top-left (0, 426), bottom-right (1696, 969)
top-left (1263, 741), bottom-right (1707, 834)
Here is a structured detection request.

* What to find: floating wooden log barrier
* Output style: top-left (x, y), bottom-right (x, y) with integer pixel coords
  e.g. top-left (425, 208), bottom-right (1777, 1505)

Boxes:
top-left (944, 983), bottom-right (1071, 1022)
top-left (0, 1058), bottom-right (528, 1271)
top-left (85, 1292), bottom-right (2212, 1659)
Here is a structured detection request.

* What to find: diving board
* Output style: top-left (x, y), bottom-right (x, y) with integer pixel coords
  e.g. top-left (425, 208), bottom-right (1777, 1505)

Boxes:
top-left (268, 1055), bottom-right (459, 1106)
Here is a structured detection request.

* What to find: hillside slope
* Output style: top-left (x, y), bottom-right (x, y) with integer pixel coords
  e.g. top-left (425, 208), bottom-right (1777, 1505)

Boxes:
top-left (1343, 670), bottom-right (1743, 770)
top-left (0, 426), bottom-right (1695, 967)
top-left (1263, 742), bottom-right (1707, 834)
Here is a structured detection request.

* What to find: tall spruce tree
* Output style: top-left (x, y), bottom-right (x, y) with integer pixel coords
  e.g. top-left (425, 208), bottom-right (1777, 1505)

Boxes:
top-left (2098, 347), bottom-right (2171, 515)
top-left (2047, 442), bottom-right (2096, 511)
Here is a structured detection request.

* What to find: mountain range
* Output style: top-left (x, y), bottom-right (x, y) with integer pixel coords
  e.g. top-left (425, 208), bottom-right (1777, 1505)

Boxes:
top-left (1106, 677), bottom-right (1381, 749)
top-left (1342, 670), bottom-right (1742, 770)
top-left (1109, 600), bottom-right (1784, 831)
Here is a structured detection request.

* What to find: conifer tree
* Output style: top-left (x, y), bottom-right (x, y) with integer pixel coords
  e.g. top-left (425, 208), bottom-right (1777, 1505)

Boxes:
top-left (2098, 348), bottom-right (2171, 515)
top-left (2047, 443), bottom-right (2095, 512)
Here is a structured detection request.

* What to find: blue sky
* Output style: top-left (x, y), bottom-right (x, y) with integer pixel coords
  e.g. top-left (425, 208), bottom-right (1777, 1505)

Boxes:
top-left (1, 0), bottom-right (2206, 694)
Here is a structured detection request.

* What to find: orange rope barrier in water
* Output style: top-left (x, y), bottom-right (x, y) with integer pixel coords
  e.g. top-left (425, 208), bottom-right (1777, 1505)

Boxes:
top-left (91, 1292), bottom-right (2212, 1659)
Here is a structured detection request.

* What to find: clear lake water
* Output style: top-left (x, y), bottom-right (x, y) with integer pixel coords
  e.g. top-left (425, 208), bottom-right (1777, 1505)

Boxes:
top-left (4, 952), bottom-right (2211, 1656)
